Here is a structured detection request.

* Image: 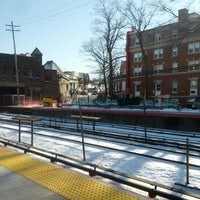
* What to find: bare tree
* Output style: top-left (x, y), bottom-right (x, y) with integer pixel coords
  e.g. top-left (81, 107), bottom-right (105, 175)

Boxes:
top-left (82, 37), bottom-right (109, 97)
top-left (82, 0), bottom-right (126, 99)
top-left (122, 0), bottom-right (163, 99)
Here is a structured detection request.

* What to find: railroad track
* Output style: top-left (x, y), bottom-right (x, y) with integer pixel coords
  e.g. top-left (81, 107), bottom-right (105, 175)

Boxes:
top-left (0, 112), bottom-right (200, 200)
top-left (0, 112), bottom-right (200, 154)
top-left (0, 114), bottom-right (200, 167)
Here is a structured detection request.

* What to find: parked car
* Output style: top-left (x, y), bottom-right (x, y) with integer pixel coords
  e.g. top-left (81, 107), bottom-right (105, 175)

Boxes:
top-left (185, 96), bottom-right (200, 109)
top-left (161, 99), bottom-right (180, 109)
top-left (139, 99), bottom-right (154, 108)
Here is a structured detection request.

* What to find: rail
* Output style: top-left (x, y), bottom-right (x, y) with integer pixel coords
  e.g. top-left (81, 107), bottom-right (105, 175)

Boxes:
top-left (70, 115), bottom-right (101, 130)
top-left (0, 138), bottom-right (199, 200)
top-left (12, 117), bottom-right (38, 146)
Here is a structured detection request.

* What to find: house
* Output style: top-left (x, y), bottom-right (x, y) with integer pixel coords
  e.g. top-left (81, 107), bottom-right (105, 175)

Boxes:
top-left (44, 61), bottom-right (70, 102)
top-left (64, 71), bottom-right (90, 96)
top-left (113, 61), bottom-right (126, 98)
top-left (0, 48), bottom-right (60, 105)
top-left (114, 8), bottom-right (200, 106)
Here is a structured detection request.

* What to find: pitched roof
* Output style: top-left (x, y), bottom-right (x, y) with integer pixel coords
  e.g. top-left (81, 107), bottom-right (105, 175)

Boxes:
top-left (31, 47), bottom-right (42, 55)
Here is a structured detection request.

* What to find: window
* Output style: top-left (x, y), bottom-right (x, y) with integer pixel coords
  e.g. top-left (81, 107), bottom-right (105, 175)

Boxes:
top-left (189, 26), bottom-right (197, 35)
top-left (135, 83), bottom-right (140, 96)
top-left (155, 33), bottom-right (161, 42)
top-left (133, 52), bottom-right (142, 62)
top-left (122, 81), bottom-right (125, 91)
top-left (188, 60), bottom-right (200, 71)
top-left (172, 46), bottom-right (178, 56)
top-left (190, 79), bottom-right (197, 95)
top-left (155, 82), bottom-right (161, 96)
top-left (135, 38), bottom-right (140, 46)
top-left (154, 49), bottom-right (163, 59)
top-left (172, 62), bottom-right (178, 72)
top-left (188, 42), bottom-right (200, 54)
top-left (172, 30), bottom-right (177, 38)
top-left (172, 81), bottom-right (178, 93)
top-left (153, 64), bottom-right (163, 74)
top-left (134, 67), bottom-right (142, 76)
top-left (34, 69), bottom-right (40, 77)
top-left (45, 75), bottom-right (52, 82)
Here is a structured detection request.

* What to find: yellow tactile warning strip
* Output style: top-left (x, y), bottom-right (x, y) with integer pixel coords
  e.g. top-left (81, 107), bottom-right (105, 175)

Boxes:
top-left (0, 147), bottom-right (142, 200)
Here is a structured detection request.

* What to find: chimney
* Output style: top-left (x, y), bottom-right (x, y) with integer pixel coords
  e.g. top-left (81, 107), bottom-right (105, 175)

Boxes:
top-left (178, 8), bottom-right (188, 22)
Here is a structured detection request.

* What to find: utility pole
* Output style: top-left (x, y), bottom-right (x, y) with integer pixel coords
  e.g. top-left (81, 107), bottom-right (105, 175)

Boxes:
top-left (5, 21), bottom-right (20, 105)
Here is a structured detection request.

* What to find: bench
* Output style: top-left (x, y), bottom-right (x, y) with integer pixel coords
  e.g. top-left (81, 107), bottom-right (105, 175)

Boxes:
top-left (12, 117), bottom-right (38, 146)
top-left (70, 115), bottom-right (101, 130)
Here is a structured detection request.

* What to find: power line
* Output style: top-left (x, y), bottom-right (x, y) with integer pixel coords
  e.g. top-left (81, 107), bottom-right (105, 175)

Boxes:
top-left (20, 1), bottom-right (94, 26)
top-left (5, 21), bottom-right (21, 105)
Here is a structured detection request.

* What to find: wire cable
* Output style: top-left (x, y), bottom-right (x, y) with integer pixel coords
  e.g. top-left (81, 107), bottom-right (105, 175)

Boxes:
top-left (19, 0), bottom-right (95, 26)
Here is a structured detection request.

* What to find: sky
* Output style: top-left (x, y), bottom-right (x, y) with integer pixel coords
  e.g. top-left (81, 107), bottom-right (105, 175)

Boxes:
top-left (0, 0), bottom-right (199, 78)
top-left (0, 109), bottom-right (200, 200)
top-left (1, 0), bottom-right (96, 74)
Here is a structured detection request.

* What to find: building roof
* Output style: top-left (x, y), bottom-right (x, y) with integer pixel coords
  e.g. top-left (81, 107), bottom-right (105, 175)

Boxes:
top-left (31, 47), bottom-right (43, 56)
top-left (44, 60), bottom-right (69, 81)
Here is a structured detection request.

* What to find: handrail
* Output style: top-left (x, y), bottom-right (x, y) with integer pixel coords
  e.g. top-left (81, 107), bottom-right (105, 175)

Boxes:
top-left (0, 137), bottom-right (199, 200)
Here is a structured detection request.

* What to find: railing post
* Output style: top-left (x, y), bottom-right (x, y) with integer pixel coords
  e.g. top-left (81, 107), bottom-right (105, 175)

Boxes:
top-left (18, 119), bottom-right (21, 143)
top-left (31, 120), bottom-right (34, 146)
top-left (78, 98), bottom-right (86, 161)
top-left (186, 138), bottom-right (189, 184)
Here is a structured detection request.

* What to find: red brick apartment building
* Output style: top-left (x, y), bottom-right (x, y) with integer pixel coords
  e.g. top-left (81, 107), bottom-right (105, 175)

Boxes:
top-left (114, 8), bottom-right (200, 106)
top-left (0, 48), bottom-right (59, 105)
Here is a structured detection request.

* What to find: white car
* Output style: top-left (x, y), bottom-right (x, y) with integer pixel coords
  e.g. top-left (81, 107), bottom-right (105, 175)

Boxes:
top-left (161, 99), bottom-right (180, 109)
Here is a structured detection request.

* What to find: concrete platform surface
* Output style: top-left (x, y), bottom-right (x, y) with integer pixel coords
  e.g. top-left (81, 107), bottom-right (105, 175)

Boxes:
top-left (0, 146), bottom-right (145, 200)
top-left (0, 166), bottom-right (67, 200)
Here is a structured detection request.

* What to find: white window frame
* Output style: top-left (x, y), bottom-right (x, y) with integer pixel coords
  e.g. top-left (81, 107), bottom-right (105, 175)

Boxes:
top-left (153, 64), bottom-right (163, 74)
top-left (172, 46), bottom-right (178, 56)
top-left (134, 67), bottom-right (142, 76)
top-left (172, 30), bottom-right (177, 38)
top-left (188, 42), bottom-right (200, 54)
top-left (133, 52), bottom-right (142, 62)
top-left (188, 60), bottom-right (200, 71)
top-left (134, 83), bottom-right (140, 96)
top-left (154, 48), bottom-right (163, 59)
top-left (190, 79), bottom-right (198, 96)
top-left (172, 81), bottom-right (178, 93)
top-left (155, 82), bottom-right (161, 96)
top-left (155, 33), bottom-right (161, 42)
top-left (172, 62), bottom-right (178, 72)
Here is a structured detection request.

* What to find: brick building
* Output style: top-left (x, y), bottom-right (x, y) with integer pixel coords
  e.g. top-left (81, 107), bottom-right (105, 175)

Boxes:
top-left (114, 8), bottom-right (200, 106)
top-left (44, 60), bottom-right (70, 101)
top-left (0, 48), bottom-right (59, 105)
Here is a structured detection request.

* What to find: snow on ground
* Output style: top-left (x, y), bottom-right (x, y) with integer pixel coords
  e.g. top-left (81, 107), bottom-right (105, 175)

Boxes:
top-left (0, 108), bottom-right (200, 200)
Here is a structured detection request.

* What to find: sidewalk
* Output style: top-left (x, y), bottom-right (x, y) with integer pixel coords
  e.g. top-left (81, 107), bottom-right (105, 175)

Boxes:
top-left (0, 146), bottom-right (145, 200)
top-left (0, 166), bottom-right (67, 200)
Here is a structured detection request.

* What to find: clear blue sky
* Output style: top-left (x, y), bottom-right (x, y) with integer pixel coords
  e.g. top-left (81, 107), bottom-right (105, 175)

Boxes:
top-left (0, 0), bottom-right (199, 77)
top-left (1, 0), bottom-right (95, 74)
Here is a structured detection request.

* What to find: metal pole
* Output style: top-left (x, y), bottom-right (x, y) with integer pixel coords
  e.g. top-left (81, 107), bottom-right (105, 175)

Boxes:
top-left (144, 89), bottom-right (147, 140)
top-left (186, 138), bottom-right (189, 184)
top-left (18, 119), bottom-right (21, 143)
top-left (78, 98), bottom-right (86, 161)
top-left (5, 21), bottom-right (20, 105)
top-left (31, 121), bottom-right (34, 146)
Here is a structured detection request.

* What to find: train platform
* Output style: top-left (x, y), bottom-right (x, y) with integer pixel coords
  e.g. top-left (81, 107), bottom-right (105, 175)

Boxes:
top-left (0, 146), bottom-right (147, 200)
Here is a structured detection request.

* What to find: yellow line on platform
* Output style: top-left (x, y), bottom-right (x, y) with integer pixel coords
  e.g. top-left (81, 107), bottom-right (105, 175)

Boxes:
top-left (0, 147), bottom-right (142, 200)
